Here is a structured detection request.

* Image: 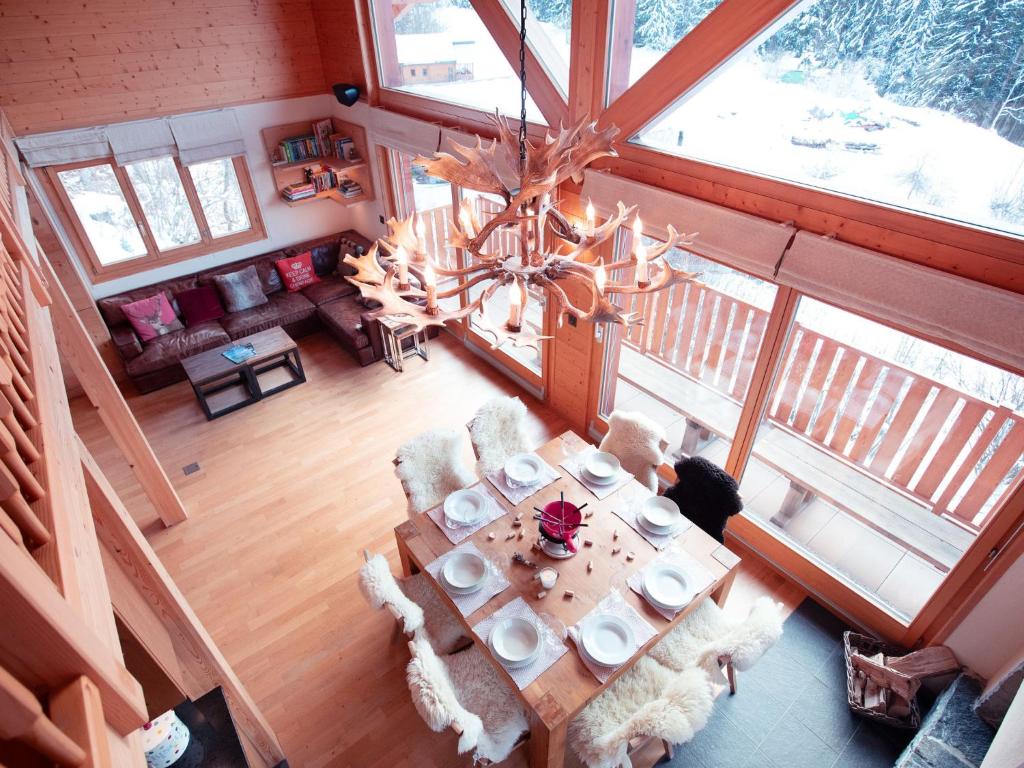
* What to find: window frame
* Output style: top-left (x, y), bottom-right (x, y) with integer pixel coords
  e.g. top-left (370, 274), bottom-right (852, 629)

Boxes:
top-left (46, 154), bottom-right (265, 283)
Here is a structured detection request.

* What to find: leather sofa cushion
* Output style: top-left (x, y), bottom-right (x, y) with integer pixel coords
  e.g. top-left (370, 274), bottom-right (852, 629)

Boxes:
top-left (318, 299), bottom-right (370, 350)
top-left (220, 291), bottom-right (316, 339)
top-left (97, 276), bottom-right (197, 327)
top-left (125, 321), bottom-right (231, 377)
top-left (199, 253), bottom-right (284, 294)
top-left (300, 275), bottom-right (357, 306)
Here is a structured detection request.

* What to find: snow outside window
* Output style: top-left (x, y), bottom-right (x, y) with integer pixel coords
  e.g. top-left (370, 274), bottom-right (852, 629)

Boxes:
top-left (188, 158), bottom-right (251, 238)
top-left (57, 165), bottom-right (147, 266)
top-left (374, 0), bottom-right (547, 123)
top-left (633, 0), bottom-right (1024, 238)
top-left (498, 0), bottom-right (572, 96)
top-left (125, 157), bottom-right (201, 251)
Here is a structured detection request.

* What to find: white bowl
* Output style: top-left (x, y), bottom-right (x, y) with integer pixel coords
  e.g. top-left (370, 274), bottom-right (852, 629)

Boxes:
top-left (490, 617), bottom-right (541, 668)
top-left (642, 563), bottom-right (690, 611)
top-left (580, 614), bottom-right (635, 667)
top-left (504, 453), bottom-right (543, 487)
top-left (442, 551), bottom-right (487, 593)
top-left (584, 451), bottom-right (621, 480)
top-left (638, 496), bottom-right (682, 533)
top-left (444, 488), bottom-right (486, 528)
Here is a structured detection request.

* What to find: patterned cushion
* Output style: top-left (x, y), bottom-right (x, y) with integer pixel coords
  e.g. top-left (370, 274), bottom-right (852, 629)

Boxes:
top-left (121, 293), bottom-right (183, 343)
top-left (212, 265), bottom-right (269, 313)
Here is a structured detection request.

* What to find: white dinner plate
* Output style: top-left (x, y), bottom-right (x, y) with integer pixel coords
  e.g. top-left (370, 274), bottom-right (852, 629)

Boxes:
top-left (642, 563), bottom-right (690, 611)
top-left (584, 451), bottom-right (621, 481)
top-left (490, 617), bottom-right (541, 668)
top-left (443, 488), bottom-right (486, 528)
top-left (580, 614), bottom-right (635, 667)
top-left (441, 551), bottom-right (487, 594)
top-left (638, 496), bottom-right (683, 534)
top-left (504, 453), bottom-right (543, 488)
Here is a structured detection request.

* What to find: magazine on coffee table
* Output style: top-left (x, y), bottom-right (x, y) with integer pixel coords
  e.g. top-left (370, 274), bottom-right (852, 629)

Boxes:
top-left (222, 343), bottom-right (256, 365)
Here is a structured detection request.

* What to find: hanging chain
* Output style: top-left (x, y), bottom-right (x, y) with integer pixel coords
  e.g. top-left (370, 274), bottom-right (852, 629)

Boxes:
top-left (518, 0), bottom-right (528, 170)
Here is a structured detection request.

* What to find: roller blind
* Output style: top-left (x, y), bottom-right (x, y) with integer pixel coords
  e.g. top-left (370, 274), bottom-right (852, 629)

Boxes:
top-left (168, 110), bottom-right (245, 166)
top-left (778, 231), bottom-right (1024, 372)
top-left (580, 169), bottom-right (795, 282)
top-left (15, 127), bottom-right (109, 167)
top-left (105, 119), bottom-right (177, 166)
top-left (368, 107), bottom-right (481, 162)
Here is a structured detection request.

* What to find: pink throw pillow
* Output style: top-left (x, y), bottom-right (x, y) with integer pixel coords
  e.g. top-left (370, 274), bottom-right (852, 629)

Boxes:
top-left (121, 293), bottom-right (183, 343)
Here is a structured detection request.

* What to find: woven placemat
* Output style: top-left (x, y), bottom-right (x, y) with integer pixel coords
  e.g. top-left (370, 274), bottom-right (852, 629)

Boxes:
top-left (473, 597), bottom-right (569, 690)
top-left (611, 500), bottom-right (692, 551)
top-left (560, 447), bottom-right (634, 500)
top-left (425, 540), bottom-right (510, 616)
top-left (487, 455), bottom-right (561, 505)
top-left (425, 484), bottom-right (508, 544)
top-left (568, 589), bottom-right (657, 683)
top-left (627, 547), bottom-right (716, 621)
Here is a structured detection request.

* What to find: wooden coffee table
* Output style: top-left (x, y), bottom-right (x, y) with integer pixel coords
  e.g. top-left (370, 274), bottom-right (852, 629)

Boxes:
top-left (181, 327), bottom-right (306, 420)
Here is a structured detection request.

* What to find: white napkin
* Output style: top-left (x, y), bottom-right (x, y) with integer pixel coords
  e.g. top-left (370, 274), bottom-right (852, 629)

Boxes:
top-left (560, 447), bottom-right (634, 500)
top-left (568, 589), bottom-right (658, 683)
top-left (611, 499), bottom-right (692, 551)
top-left (488, 455), bottom-right (561, 505)
top-left (425, 541), bottom-right (510, 616)
top-left (425, 484), bottom-right (509, 544)
top-left (472, 597), bottom-right (569, 690)
top-left (627, 547), bottom-right (717, 621)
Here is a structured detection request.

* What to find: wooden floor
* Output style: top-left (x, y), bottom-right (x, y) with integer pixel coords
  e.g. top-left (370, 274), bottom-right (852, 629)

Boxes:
top-left (71, 331), bottom-right (804, 768)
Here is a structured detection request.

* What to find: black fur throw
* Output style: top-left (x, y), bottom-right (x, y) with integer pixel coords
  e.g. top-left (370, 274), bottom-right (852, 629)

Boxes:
top-left (663, 456), bottom-right (743, 543)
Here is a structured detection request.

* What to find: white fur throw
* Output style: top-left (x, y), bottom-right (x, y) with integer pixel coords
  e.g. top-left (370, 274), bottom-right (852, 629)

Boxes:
top-left (468, 396), bottom-right (531, 476)
top-left (395, 429), bottom-right (476, 514)
top-left (649, 597), bottom-right (784, 674)
top-left (358, 554), bottom-right (424, 634)
top-left (406, 637), bottom-right (528, 764)
top-left (599, 411), bottom-right (666, 491)
top-left (570, 659), bottom-right (714, 768)
top-left (401, 572), bottom-right (469, 654)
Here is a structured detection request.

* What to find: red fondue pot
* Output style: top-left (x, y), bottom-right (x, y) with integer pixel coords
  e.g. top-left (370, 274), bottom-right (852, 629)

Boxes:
top-left (539, 499), bottom-right (582, 554)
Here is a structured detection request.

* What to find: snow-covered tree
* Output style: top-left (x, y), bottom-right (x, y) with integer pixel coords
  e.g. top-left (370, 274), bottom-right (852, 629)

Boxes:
top-left (634, 0), bottom-right (681, 50)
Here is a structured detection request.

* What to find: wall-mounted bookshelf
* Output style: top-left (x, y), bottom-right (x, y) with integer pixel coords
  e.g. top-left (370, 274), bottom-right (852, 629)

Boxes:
top-left (261, 117), bottom-right (374, 208)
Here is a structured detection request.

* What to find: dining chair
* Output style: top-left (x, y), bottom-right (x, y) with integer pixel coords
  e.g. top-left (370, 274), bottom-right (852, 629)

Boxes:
top-left (466, 396), bottom-right (531, 476)
top-left (569, 658), bottom-right (715, 768)
top-left (406, 636), bottom-right (529, 766)
top-left (598, 411), bottom-right (669, 491)
top-left (394, 428), bottom-right (476, 515)
top-left (662, 455), bottom-right (744, 543)
top-left (358, 551), bottom-right (470, 655)
top-left (647, 596), bottom-right (785, 694)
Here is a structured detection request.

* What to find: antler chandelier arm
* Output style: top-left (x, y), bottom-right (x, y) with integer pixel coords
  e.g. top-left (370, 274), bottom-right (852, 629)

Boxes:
top-left (436, 268), bottom-right (503, 300)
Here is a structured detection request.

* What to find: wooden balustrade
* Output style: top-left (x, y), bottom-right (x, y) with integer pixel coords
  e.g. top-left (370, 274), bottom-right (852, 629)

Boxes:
top-left (624, 281), bottom-right (1024, 533)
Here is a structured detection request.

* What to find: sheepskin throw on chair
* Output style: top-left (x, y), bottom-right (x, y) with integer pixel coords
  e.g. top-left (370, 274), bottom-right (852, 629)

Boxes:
top-left (664, 456), bottom-right (743, 543)
top-left (599, 411), bottom-right (667, 491)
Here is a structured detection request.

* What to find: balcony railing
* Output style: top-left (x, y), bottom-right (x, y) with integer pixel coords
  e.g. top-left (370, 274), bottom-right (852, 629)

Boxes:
top-left (622, 282), bottom-right (1024, 535)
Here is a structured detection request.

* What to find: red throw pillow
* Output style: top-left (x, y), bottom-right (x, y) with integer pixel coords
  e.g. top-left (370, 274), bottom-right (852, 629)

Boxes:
top-left (174, 286), bottom-right (225, 327)
top-left (121, 293), bottom-right (183, 343)
top-left (275, 251), bottom-right (320, 292)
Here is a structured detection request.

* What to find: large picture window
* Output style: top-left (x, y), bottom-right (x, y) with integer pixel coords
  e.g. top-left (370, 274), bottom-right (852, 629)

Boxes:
top-left (49, 155), bottom-right (264, 280)
top-left (633, 0), bottom-right (1024, 237)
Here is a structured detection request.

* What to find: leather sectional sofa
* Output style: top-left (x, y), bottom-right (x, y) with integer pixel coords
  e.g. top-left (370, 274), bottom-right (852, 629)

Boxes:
top-left (98, 230), bottom-right (384, 393)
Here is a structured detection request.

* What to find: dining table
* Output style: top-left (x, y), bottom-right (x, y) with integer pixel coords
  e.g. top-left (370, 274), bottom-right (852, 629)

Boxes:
top-left (393, 430), bottom-right (742, 768)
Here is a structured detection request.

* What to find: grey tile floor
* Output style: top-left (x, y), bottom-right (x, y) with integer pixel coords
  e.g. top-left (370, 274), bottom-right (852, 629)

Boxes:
top-left (665, 600), bottom-right (920, 768)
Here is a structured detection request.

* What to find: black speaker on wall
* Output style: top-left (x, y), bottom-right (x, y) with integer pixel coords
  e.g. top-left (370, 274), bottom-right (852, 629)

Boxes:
top-left (332, 83), bottom-right (360, 107)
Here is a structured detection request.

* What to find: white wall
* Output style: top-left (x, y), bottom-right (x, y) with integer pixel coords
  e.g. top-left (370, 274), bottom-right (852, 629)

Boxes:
top-left (89, 94), bottom-right (384, 298)
top-left (945, 555), bottom-right (1024, 681)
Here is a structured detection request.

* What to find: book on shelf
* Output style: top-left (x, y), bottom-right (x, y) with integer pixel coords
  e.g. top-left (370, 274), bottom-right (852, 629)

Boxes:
top-left (276, 134), bottom-right (319, 164)
top-left (282, 181), bottom-right (316, 201)
top-left (312, 118), bottom-right (333, 157)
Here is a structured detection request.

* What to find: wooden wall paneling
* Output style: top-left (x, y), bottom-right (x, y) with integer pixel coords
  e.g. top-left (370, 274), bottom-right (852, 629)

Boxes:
top-left (48, 676), bottom-right (114, 768)
top-left (310, 0), bottom-right (370, 93)
top-left (600, 0), bottom-right (801, 139)
top-left (80, 439), bottom-right (287, 767)
top-left (0, 0), bottom-right (328, 134)
top-left (35, 254), bottom-right (188, 527)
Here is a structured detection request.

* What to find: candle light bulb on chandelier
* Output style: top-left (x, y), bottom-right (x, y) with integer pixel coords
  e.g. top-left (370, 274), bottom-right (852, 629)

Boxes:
top-left (424, 263), bottom-right (438, 315)
top-left (415, 214), bottom-right (426, 250)
top-left (585, 199), bottom-right (596, 230)
top-left (459, 199), bottom-right (475, 237)
top-left (633, 215), bottom-right (650, 287)
top-left (507, 279), bottom-right (523, 332)
top-left (396, 245), bottom-right (410, 289)
top-left (595, 263), bottom-right (607, 295)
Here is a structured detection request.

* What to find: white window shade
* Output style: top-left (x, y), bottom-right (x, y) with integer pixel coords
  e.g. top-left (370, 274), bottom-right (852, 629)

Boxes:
top-left (168, 110), bottom-right (245, 166)
top-left (106, 119), bottom-right (176, 166)
top-left (368, 107), bottom-right (476, 160)
top-left (580, 169), bottom-right (795, 281)
top-left (15, 127), bottom-right (109, 167)
top-left (778, 231), bottom-right (1024, 373)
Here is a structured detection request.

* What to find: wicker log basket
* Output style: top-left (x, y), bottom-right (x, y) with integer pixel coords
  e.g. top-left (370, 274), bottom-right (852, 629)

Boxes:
top-left (843, 632), bottom-right (959, 731)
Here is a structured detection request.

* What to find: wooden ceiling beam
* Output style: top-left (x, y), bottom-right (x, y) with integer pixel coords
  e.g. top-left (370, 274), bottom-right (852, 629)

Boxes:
top-left (567, 0), bottom-right (611, 123)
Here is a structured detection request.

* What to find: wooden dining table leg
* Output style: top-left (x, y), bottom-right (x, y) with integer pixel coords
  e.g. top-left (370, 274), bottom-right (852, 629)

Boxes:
top-left (394, 520), bottom-right (420, 576)
top-left (711, 568), bottom-right (737, 607)
top-left (529, 693), bottom-right (568, 768)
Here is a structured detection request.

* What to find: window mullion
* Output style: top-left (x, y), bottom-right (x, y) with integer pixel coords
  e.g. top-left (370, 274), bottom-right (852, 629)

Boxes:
top-left (176, 158), bottom-right (212, 245)
top-left (112, 163), bottom-right (161, 258)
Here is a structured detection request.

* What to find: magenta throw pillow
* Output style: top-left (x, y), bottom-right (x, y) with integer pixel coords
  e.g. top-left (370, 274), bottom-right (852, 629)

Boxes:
top-left (174, 286), bottom-right (224, 327)
top-left (121, 293), bottom-right (184, 343)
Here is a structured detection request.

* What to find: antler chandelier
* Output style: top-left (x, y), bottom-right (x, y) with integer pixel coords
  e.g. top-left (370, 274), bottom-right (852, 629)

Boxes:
top-left (343, 2), bottom-right (698, 351)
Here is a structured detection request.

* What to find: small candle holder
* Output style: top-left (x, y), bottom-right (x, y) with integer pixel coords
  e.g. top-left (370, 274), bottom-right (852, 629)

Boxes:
top-left (426, 305), bottom-right (439, 316)
top-left (397, 281), bottom-right (411, 292)
top-left (637, 280), bottom-right (650, 289)
top-left (505, 321), bottom-right (522, 333)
